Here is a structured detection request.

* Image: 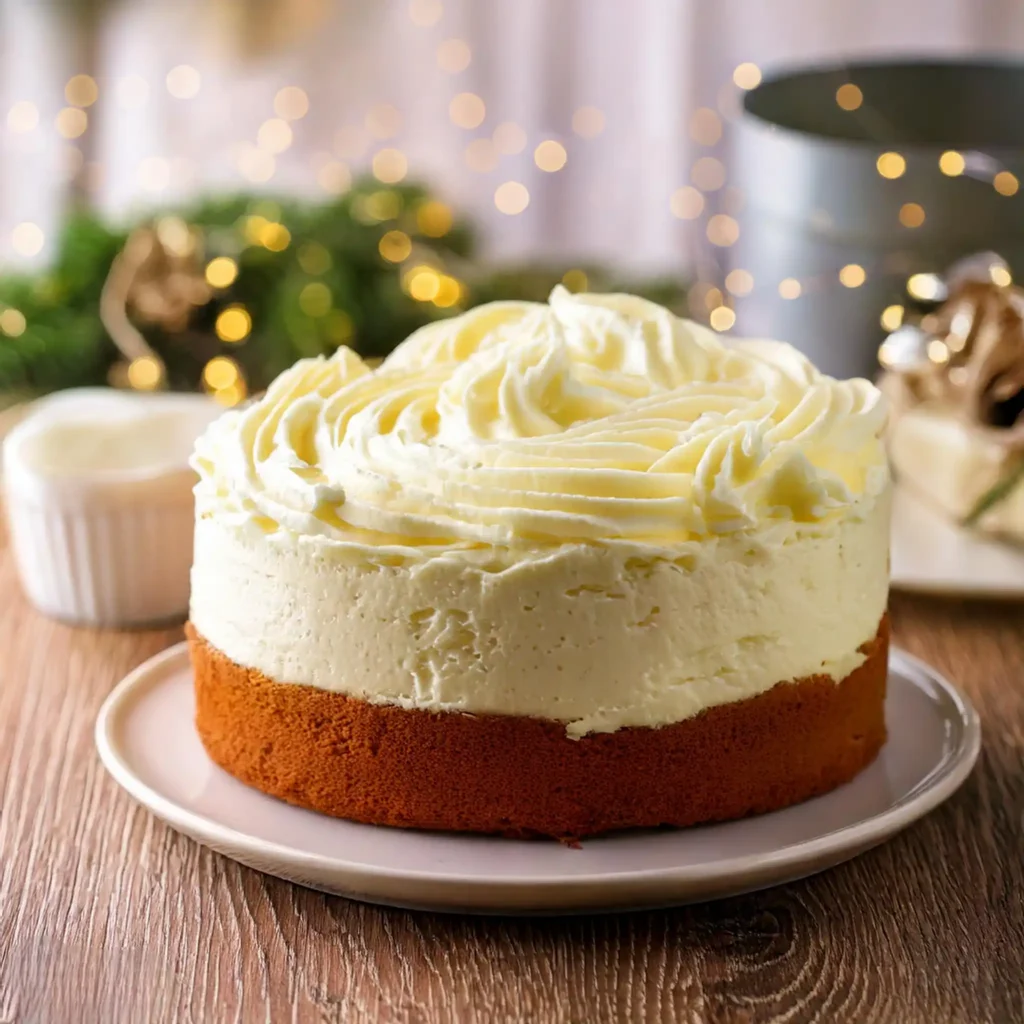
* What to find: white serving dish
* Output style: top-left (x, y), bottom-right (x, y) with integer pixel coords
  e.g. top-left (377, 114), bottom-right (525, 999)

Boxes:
top-left (3, 389), bottom-right (221, 627)
top-left (890, 484), bottom-right (1024, 598)
top-left (95, 643), bottom-right (979, 914)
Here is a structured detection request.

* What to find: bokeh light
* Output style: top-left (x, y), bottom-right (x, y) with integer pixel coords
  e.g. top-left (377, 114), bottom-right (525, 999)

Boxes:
top-left (534, 140), bottom-right (567, 172)
top-left (359, 190), bottom-right (401, 221)
top-left (257, 118), bottom-right (293, 153)
top-left (994, 171), bottom-right (1019, 196)
top-left (880, 305), bottom-right (904, 331)
top-left (417, 200), bottom-right (453, 236)
top-left (689, 108), bottom-right (722, 146)
top-left (325, 310), bottom-right (354, 345)
top-left (11, 222), bottom-right (44, 257)
top-left (258, 222), bottom-right (291, 251)
top-left (205, 257), bottom-right (239, 289)
top-left (702, 287), bottom-right (724, 311)
top-left (709, 306), bottom-right (736, 331)
top-left (433, 275), bottom-right (462, 307)
top-left (299, 282), bottom-right (332, 317)
top-left (572, 106), bottom-right (605, 138)
top-left (7, 101), bottom-right (38, 133)
top-left (437, 39), bottom-right (471, 73)
top-left (991, 265), bottom-right (1013, 287)
top-left (406, 265), bottom-right (441, 301)
top-left (876, 152), bottom-right (906, 179)
top-left (706, 214), bottom-right (739, 247)
top-left (493, 122), bottom-right (527, 154)
top-left (378, 230), bottom-right (413, 262)
top-left (670, 186), bottom-right (704, 220)
top-left (408, 0), bottom-right (443, 27)
top-left (372, 148), bottom-right (408, 183)
top-left (778, 278), bottom-right (801, 299)
top-left (0, 308), bottom-right (27, 336)
top-left (899, 203), bottom-right (925, 228)
top-left (449, 93), bottom-right (485, 129)
top-left (835, 84), bottom-right (862, 111)
top-left (203, 356), bottom-right (239, 391)
top-left (166, 65), bottom-right (201, 99)
top-left (725, 269), bottom-right (754, 296)
top-left (691, 156), bottom-right (725, 191)
top-left (732, 63), bottom-right (762, 90)
top-left (274, 86), bottom-right (309, 121)
top-left (907, 273), bottom-right (943, 301)
top-left (156, 215), bottom-right (194, 256)
top-left (128, 357), bottom-right (162, 390)
top-left (65, 75), bottom-right (98, 107)
top-left (56, 107), bottom-right (87, 139)
top-left (298, 242), bottom-right (332, 275)
top-left (214, 381), bottom-right (248, 407)
top-left (939, 150), bottom-right (965, 176)
top-left (562, 269), bottom-right (588, 293)
top-left (839, 264), bottom-right (866, 288)
top-left (494, 181), bottom-right (529, 215)
top-left (215, 305), bottom-right (252, 342)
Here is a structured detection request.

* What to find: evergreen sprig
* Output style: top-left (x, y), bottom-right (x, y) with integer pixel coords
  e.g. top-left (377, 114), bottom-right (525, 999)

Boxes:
top-left (0, 177), bottom-right (690, 399)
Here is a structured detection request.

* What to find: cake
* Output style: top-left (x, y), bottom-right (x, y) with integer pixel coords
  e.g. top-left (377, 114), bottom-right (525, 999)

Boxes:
top-left (188, 287), bottom-right (891, 839)
top-left (887, 403), bottom-right (1024, 540)
top-left (880, 275), bottom-right (1024, 541)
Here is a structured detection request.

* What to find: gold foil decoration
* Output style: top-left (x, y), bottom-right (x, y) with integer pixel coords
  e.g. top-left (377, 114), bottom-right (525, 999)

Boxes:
top-left (880, 256), bottom-right (1024, 525)
top-left (882, 274), bottom-right (1024, 451)
top-left (100, 218), bottom-right (211, 386)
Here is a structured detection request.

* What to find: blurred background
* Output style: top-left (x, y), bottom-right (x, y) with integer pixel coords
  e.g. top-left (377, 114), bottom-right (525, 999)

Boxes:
top-left (2, 0), bottom-right (1024, 405)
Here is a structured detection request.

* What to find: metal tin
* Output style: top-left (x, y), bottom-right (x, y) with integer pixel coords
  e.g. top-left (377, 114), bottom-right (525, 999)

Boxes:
top-left (729, 60), bottom-right (1024, 379)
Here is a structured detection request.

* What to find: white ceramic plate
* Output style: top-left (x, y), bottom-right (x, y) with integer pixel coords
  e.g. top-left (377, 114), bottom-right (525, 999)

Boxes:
top-left (891, 485), bottom-right (1024, 597)
top-left (95, 643), bottom-right (980, 915)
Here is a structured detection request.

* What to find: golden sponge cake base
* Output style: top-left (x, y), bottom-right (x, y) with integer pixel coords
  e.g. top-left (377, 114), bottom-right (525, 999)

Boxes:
top-left (187, 618), bottom-right (888, 839)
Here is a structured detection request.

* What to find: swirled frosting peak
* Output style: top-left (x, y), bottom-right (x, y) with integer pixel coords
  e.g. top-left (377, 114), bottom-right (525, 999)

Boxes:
top-left (193, 287), bottom-right (888, 556)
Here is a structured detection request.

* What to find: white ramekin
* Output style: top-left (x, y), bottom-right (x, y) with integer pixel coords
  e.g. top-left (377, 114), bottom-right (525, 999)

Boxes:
top-left (2, 390), bottom-right (220, 627)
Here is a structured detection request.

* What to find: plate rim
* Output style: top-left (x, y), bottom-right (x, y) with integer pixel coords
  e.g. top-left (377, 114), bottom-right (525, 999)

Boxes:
top-left (890, 578), bottom-right (1024, 599)
top-left (95, 642), bottom-right (981, 893)
top-left (890, 484), bottom-right (1024, 598)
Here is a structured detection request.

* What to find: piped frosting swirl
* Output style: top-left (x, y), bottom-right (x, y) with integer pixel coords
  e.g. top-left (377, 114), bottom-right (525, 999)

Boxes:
top-left (193, 287), bottom-right (888, 557)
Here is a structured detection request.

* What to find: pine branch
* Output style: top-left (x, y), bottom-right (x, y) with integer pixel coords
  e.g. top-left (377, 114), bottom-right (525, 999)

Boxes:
top-left (964, 456), bottom-right (1024, 526)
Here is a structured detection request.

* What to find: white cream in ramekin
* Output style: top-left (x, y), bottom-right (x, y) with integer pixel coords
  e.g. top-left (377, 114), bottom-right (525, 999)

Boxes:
top-left (3, 390), bottom-right (221, 626)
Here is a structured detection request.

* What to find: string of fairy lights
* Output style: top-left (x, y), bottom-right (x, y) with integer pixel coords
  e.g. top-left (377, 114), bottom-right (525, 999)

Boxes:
top-left (673, 63), bottom-right (1022, 339)
top-left (1, 0), bottom-right (1021, 396)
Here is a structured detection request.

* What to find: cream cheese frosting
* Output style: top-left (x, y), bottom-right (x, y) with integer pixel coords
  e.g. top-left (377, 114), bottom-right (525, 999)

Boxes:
top-left (190, 287), bottom-right (890, 735)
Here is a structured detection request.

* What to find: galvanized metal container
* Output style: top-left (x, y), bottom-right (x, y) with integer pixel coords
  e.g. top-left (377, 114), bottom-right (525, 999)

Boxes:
top-left (729, 60), bottom-right (1024, 379)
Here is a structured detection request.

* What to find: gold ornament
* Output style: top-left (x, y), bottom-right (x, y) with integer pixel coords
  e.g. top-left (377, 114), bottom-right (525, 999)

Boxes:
top-left (880, 255), bottom-right (1024, 524)
top-left (881, 276), bottom-right (1024, 449)
top-left (100, 217), bottom-right (212, 389)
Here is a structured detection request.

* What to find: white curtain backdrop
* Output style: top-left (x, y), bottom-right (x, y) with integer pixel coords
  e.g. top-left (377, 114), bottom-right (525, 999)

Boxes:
top-left (2, 0), bottom-right (1024, 276)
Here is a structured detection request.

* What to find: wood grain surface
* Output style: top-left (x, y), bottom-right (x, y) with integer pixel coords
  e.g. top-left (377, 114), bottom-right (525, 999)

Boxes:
top-left (1, 530), bottom-right (1022, 1024)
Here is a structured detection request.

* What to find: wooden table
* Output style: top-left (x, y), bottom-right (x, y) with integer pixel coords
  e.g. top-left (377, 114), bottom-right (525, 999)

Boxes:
top-left (2, 534), bottom-right (1022, 1024)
